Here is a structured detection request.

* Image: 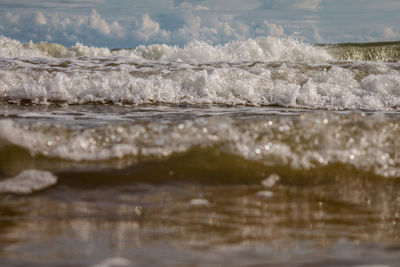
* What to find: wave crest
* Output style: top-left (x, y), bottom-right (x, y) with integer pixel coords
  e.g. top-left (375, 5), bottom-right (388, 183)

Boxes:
top-left (1, 35), bottom-right (331, 62)
top-left (1, 112), bottom-right (399, 177)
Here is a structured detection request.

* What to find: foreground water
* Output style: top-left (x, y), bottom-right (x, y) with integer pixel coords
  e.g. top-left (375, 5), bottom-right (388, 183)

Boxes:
top-left (0, 35), bottom-right (399, 266)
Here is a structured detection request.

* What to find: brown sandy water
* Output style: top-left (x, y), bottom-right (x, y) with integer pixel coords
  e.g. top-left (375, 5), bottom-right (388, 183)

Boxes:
top-left (0, 104), bottom-right (399, 266)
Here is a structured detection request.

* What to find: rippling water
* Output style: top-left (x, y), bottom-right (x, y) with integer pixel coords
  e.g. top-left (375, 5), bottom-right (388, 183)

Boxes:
top-left (0, 35), bottom-right (399, 266)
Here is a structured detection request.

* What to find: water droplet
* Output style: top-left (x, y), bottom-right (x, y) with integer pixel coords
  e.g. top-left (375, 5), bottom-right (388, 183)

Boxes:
top-left (264, 142), bottom-right (272, 150)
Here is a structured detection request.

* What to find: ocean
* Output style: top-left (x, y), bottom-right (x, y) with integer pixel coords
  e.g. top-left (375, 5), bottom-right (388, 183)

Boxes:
top-left (0, 34), bottom-right (399, 266)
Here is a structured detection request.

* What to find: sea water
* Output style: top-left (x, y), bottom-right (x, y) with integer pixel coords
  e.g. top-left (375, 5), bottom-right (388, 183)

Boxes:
top-left (0, 35), bottom-right (399, 266)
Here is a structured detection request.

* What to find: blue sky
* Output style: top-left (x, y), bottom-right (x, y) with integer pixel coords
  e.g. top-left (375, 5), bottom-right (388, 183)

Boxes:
top-left (0, 0), bottom-right (399, 48)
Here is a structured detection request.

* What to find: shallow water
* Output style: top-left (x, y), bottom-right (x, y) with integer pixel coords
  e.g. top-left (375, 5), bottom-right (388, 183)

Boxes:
top-left (0, 35), bottom-right (400, 266)
top-left (0, 104), bottom-right (399, 266)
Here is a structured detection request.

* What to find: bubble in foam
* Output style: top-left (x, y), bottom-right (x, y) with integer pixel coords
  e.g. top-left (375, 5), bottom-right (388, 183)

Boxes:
top-left (190, 198), bottom-right (210, 206)
top-left (256, 191), bottom-right (274, 198)
top-left (0, 169), bottom-right (57, 194)
top-left (261, 174), bottom-right (280, 187)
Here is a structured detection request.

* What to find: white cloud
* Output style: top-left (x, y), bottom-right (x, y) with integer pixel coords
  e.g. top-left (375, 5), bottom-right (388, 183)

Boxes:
top-left (176, 2), bottom-right (210, 11)
top-left (0, 9), bottom-right (126, 45)
top-left (2, 0), bottom-right (400, 47)
top-left (0, 0), bottom-right (105, 9)
top-left (174, 14), bottom-right (202, 41)
top-left (209, 0), bottom-right (260, 10)
top-left (275, 0), bottom-right (322, 11)
top-left (194, 5), bottom-right (210, 11)
top-left (264, 20), bottom-right (284, 36)
top-left (110, 21), bottom-right (124, 37)
top-left (5, 12), bottom-right (21, 24)
top-left (90, 9), bottom-right (110, 35)
top-left (292, 0), bottom-right (322, 11)
top-left (176, 1), bottom-right (193, 9)
top-left (382, 27), bottom-right (400, 40)
top-left (0, 8), bottom-right (292, 47)
top-left (135, 14), bottom-right (170, 42)
top-left (34, 12), bottom-right (47, 25)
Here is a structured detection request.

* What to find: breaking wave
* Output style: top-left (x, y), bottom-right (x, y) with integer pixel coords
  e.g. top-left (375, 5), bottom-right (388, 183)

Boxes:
top-left (1, 112), bottom-right (400, 177)
top-left (0, 35), bottom-right (332, 62)
top-left (0, 169), bottom-right (57, 194)
top-left (1, 35), bottom-right (400, 110)
top-left (2, 35), bottom-right (400, 62)
top-left (1, 59), bottom-right (400, 110)
top-left (325, 41), bottom-right (400, 62)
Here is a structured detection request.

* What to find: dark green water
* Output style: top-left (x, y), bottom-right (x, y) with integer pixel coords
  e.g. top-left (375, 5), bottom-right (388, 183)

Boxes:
top-left (323, 41), bottom-right (400, 62)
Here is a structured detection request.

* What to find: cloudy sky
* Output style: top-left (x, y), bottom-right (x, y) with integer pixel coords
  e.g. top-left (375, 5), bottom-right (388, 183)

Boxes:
top-left (0, 0), bottom-right (399, 48)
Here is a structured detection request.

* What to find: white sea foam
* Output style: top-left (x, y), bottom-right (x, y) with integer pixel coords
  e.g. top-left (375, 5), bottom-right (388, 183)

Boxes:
top-left (1, 112), bottom-right (400, 177)
top-left (261, 174), bottom-right (280, 187)
top-left (0, 169), bottom-right (57, 194)
top-left (1, 34), bottom-right (331, 62)
top-left (134, 37), bottom-right (332, 62)
top-left (0, 35), bottom-right (116, 58)
top-left (190, 198), bottom-right (210, 206)
top-left (256, 191), bottom-right (274, 198)
top-left (1, 59), bottom-right (399, 110)
top-left (0, 36), bottom-right (45, 58)
top-left (1, 35), bottom-right (400, 110)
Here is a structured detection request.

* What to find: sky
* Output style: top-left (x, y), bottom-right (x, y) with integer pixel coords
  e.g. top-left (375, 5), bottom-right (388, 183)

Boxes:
top-left (0, 0), bottom-right (400, 48)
